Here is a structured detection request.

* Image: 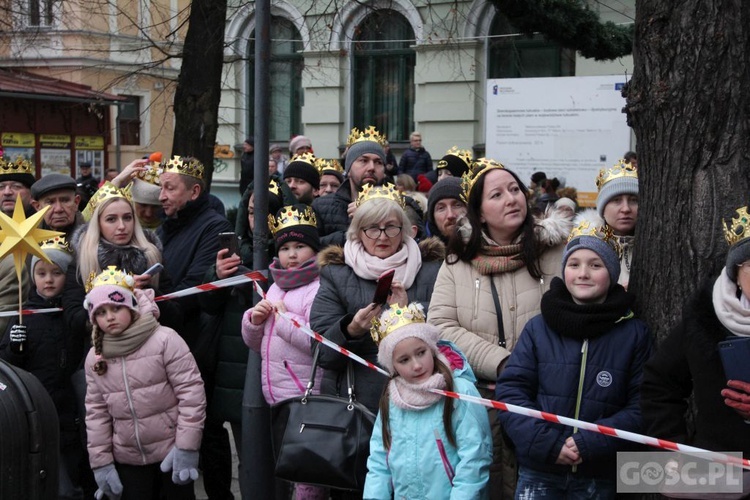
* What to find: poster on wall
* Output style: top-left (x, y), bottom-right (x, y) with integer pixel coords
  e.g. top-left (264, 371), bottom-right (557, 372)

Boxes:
top-left (1, 132), bottom-right (36, 163)
top-left (485, 75), bottom-right (631, 206)
top-left (39, 134), bottom-right (71, 176)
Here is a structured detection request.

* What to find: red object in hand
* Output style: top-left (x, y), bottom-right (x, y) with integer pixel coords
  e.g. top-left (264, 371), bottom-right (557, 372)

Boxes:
top-left (149, 152), bottom-right (163, 163)
top-left (721, 379), bottom-right (750, 420)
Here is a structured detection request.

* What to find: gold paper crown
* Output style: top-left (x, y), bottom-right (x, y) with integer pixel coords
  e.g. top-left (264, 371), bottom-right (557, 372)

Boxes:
top-left (347, 126), bottom-right (387, 147)
top-left (40, 236), bottom-right (72, 254)
top-left (315, 158), bottom-right (344, 175)
top-left (161, 155), bottom-right (204, 180)
top-left (437, 146), bottom-right (473, 170)
top-left (356, 183), bottom-right (405, 208)
top-left (568, 220), bottom-right (623, 258)
top-left (85, 265), bottom-right (136, 293)
top-left (0, 155), bottom-right (34, 176)
top-left (269, 178), bottom-right (281, 197)
top-left (370, 303), bottom-right (426, 344)
top-left (81, 181), bottom-right (133, 222)
top-left (595, 159), bottom-right (638, 192)
top-left (289, 152), bottom-right (316, 167)
top-left (724, 207), bottom-right (750, 247)
top-left (135, 162), bottom-right (162, 186)
top-left (267, 204), bottom-right (318, 236)
top-left (460, 157), bottom-right (506, 203)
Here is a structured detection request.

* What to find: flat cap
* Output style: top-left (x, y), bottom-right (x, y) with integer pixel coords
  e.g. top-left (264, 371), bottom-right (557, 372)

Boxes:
top-left (31, 173), bottom-right (77, 200)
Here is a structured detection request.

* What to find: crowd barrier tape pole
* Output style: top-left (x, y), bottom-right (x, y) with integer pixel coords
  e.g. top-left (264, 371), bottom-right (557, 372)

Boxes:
top-left (0, 307), bottom-right (63, 318)
top-left (262, 283), bottom-right (750, 470)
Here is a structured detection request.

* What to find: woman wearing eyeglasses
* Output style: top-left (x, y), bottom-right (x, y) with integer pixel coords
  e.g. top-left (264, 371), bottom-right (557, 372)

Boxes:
top-left (310, 185), bottom-right (444, 414)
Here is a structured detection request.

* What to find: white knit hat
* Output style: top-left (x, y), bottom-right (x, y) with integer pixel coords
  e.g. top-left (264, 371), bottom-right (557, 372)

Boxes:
top-left (372, 303), bottom-right (441, 375)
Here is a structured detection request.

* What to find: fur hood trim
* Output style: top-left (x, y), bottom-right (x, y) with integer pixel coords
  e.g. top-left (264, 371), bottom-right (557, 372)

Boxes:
top-left (318, 237), bottom-right (445, 268)
top-left (70, 222), bottom-right (163, 255)
top-left (534, 206), bottom-right (575, 248)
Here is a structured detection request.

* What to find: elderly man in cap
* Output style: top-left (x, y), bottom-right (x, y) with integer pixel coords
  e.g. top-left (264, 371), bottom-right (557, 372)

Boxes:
top-left (30, 174), bottom-right (83, 240)
top-left (289, 135), bottom-right (313, 156)
top-left (270, 143), bottom-right (288, 175)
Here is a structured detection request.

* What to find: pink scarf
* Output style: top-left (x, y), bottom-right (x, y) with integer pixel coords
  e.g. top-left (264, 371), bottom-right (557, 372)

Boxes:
top-left (343, 237), bottom-right (423, 289)
top-left (390, 373), bottom-right (447, 410)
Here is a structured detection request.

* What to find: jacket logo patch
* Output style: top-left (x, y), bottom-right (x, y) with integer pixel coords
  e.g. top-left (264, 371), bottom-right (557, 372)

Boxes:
top-left (596, 371), bottom-right (612, 387)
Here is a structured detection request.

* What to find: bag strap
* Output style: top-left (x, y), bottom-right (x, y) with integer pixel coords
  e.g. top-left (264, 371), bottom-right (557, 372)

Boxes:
top-left (303, 344), bottom-right (359, 405)
top-left (303, 345), bottom-right (322, 398)
top-left (489, 277), bottom-right (506, 348)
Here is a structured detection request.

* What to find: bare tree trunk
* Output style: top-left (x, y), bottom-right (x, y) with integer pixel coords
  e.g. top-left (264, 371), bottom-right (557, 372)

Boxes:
top-left (626, 0), bottom-right (750, 341)
top-left (171, 0), bottom-right (228, 191)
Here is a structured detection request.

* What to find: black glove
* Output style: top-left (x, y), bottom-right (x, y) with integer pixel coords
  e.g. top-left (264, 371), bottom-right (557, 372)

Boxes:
top-left (9, 324), bottom-right (27, 354)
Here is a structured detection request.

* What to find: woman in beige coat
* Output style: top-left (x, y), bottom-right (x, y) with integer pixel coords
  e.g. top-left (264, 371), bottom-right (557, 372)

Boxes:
top-left (428, 159), bottom-right (571, 499)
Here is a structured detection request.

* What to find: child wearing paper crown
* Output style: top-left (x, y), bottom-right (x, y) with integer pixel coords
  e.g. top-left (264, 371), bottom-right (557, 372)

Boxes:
top-left (0, 236), bottom-right (87, 499)
top-left (241, 203), bottom-right (326, 500)
top-left (496, 212), bottom-right (652, 498)
top-left (83, 266), bottom-right (206, 500)
top-left (363, 302), bottom-right (492, 499)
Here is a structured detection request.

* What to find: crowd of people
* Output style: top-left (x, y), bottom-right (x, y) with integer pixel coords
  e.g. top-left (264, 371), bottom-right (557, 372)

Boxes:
top-left (0, 135), bottom-right (749, 500)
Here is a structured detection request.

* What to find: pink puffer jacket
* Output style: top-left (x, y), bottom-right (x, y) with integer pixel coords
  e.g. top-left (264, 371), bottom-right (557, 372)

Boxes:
top-left (241, 278), bottom-right (323, 404)
top-left (85, 323), bottom-right (206, 468)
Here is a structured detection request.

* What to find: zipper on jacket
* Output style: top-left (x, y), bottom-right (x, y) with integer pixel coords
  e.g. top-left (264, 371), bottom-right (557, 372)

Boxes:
top-left (284, 360), bottom-right (306, 393)
top-left (571, 339), bottom-right (589, 473)
top-left (434, 428), bottom-right (455, 485)
top-left (121, 358), bottom-right (147, 464)
top-left (473, 278), bottom-right (480, 319)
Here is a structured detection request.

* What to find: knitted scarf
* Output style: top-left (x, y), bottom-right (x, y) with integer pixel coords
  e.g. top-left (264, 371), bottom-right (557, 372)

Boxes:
top-left (101, 311), bottom-right (159, 358)
top-left (268, 256), bottom-right (320, 291)
top-left (471, 242), bottom-right (525, 276)
top-left (344, 238), bottom-right (423, 289)
top-left (713, 268), bottom-right (750, 337)
top-left (540, 277), bottom-right (635, 341)
top-left (389, 373), bottom-right (446, 411)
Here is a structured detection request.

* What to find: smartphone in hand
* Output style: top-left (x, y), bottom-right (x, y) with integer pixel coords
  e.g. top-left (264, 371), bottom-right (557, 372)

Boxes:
top-left (218, 232), bottom-right (240, 258)
top-left (143, 263), bottom-right (164, 276)
top-left (372, 269), bottom-right (395, 305)
top-left (719, 337), bottom-right (750, 382)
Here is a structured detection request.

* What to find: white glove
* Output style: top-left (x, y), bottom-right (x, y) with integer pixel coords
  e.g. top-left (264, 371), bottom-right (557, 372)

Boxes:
top-left (160, 446), bottom-right (200, 485)
top-left (93, 463), bottom-right (123, 500)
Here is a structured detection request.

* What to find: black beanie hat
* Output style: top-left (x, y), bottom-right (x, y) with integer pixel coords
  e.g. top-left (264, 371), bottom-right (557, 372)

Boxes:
top-left (284, 153), bottom-right (320, 189)
top-left (427, 177), bottom-right (464, 224)
top-left (270, 204), bottom-right (321, 252)
top-left (437, 154), bottom-right (470, 178)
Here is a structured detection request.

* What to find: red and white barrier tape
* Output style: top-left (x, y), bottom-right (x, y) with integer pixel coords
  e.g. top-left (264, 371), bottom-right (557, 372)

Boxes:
top-left (0, 307), bottom-right (63, 318)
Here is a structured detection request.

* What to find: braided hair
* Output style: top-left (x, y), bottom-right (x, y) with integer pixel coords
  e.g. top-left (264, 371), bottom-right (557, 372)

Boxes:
top-left (91, 324), bottom-right (108, 375)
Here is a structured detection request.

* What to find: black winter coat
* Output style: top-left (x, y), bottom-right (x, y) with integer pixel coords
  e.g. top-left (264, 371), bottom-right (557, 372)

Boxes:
top-left (398, 147), bottom-right (432, 180)
top-left (641, 281), bottom-right (750, 456)
top-left (309, 238), bottom-right (445, 412)
top-left (311, 181), bottom-right (353, 247)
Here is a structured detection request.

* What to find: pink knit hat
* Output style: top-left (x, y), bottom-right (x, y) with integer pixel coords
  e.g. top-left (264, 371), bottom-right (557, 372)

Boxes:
top-left (372, 303), bottom-right (441, 375)
top-left (83, 267), bottom-right (139, 323)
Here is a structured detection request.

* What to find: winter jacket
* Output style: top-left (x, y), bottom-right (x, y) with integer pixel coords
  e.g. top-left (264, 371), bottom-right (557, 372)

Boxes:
top-left (364, 342), bottom-right (492, 499)
top-left (198, 264), bottom-right (254, 424)
top-left (84, 321), bottom-right (206, 468)
top-left (158, 193), bottom-right (232, 356)
top-left (310, 237), bottom-right (445, 412)
top-left (641, 280), bottom-right (750, 455)
top-left (428, 213), bottom-right (571, 382)
top-left (241, 278), bottom-right (322, 405)
top-left (240, 151), bottom-right (254, 195)
top-left (398, 147), bottom-right (433, 180)
top-left (0, 289), bottom-right (78, 437)
top-left (311, 181), bottom-right (356, 247)
top-left (497, 284), bottom-right (652, 479)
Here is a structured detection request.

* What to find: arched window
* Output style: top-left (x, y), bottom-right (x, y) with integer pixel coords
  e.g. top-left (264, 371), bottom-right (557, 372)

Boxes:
top-left (353, 10), bottom-right (415, 142)
top-left (488, 13), bottom-right (575, 78)
top-left (248, 17), bottom-right (303, 142)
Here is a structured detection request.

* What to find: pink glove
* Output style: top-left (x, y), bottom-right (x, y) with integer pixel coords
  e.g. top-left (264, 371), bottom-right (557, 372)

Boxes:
top-left (721, 380), bottom-right (750, 420)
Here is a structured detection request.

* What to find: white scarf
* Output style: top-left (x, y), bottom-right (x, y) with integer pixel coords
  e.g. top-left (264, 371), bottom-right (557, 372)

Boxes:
top-left (712, 268), bottom-right (750, 337)
top-left (343, 237), bottom-right (423, 289)
top-left (389, 373), bottom-right (446, 411)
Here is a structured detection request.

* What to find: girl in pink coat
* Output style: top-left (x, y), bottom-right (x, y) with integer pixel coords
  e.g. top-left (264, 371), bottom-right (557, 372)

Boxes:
top-left (84, 266), bottom-right (206, 500)
top-left (241, 204), bottom-right (325, 500)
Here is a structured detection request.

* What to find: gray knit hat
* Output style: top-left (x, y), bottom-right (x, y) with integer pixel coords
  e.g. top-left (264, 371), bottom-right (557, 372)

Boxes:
top-left (31, 237), bottom-right (74, 275)
top-left (595, 161), bottom-right (639, 217)
top-left (562, 235), bottom-right (621, 286)
top-left (427, 177), bottom-right (463, 225)
top-left (345, 141), bottom-right (385, 173)
top-left (726, 239), bottom-right (750, 282)
top-left (130, 178), bottom-right (161, 205)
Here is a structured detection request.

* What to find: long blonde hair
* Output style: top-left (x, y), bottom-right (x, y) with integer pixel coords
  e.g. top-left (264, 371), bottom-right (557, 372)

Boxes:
top-left (77, 197), bottom-right (161, 284)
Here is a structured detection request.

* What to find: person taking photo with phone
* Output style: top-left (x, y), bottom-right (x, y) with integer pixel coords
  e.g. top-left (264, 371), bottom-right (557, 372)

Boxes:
top-left (310, 184), bottom-right (444, 421)
top-left (642, 205), bottom-right (750, 464)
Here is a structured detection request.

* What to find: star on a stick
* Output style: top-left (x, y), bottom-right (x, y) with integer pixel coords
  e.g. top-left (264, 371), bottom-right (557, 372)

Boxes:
top-left (0, 195), bottom-right (64, 274)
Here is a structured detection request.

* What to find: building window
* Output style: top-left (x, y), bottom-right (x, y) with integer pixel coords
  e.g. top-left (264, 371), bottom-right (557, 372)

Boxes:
top-left (353, 10), bottom-right (415, 143)
top-left (488, 13), bottom-right (575, 78)
top-left (27, 0), bottom-right (54, 27)
top-left (248, 17), bottom-right (304, 143)
top-left (118, 96), bottom-right (141, 146)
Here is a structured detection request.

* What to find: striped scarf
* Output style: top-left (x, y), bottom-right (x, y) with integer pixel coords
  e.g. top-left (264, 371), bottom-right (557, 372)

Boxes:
top-left (470, 243), bottom-right (525, 275)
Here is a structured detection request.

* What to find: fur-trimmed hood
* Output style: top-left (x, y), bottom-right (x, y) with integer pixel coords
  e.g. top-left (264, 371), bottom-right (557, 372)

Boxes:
top-left (317, 236), bottom-right (445, 268)
top-left (534, 205), bottom-right (575, 248)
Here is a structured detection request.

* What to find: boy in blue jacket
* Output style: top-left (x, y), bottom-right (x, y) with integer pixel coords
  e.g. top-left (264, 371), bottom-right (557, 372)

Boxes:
top-left (496, 215), bottom-right (652, 499)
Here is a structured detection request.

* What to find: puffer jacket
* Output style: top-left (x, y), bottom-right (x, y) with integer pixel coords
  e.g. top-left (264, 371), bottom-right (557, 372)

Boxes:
top-left (84, 317), bottom-right (206, 468)
top-left (427, 212), bottom-right (570, 382)
top-left (309, 237), bottom-right (444, 412)
top-left (398, 147), bottom-right (433, 180)
top-left (241, 277), bottom-right (322, 404)
top-left (311, 181), bottom-right (355, 247)
top-left (496, 288), bottom-right (652, 479)
top-left (364, 342), bottom-right (492, 499)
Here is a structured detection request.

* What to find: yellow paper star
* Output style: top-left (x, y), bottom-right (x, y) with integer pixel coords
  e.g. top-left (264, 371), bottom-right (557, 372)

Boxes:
top-left (0, 195), bottom-right (64, 274)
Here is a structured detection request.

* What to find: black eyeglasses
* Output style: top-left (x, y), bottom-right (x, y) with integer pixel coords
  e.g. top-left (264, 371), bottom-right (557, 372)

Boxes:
top-left (362, 225), bottom-right (402, 239)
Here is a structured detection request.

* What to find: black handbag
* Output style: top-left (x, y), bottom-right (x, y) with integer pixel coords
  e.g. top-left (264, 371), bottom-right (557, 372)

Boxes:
top-left (271, 347), bottom-right (376, 490)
